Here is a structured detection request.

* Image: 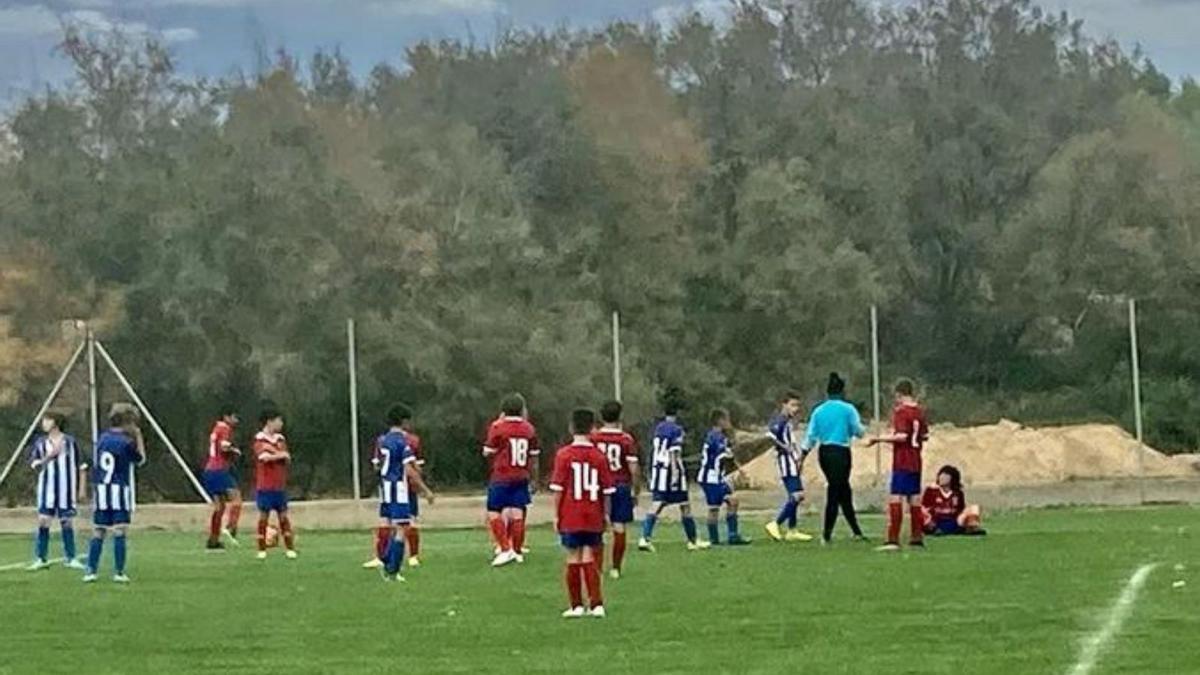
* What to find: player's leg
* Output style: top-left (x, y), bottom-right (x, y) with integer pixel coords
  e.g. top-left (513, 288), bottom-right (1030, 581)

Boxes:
top-left (255, 491), bottom-right (271, 559)
top-left (225, 488), bottom-right (243, 544)
top-left (639, 499), bottom-right (665, 550)
top-left (836, 450), bottom-right (864, 538)
top-left (365, 511), bottom-right (391, 568)
top-left (486, 483), bottom-right (512, 559)
top-left (383, 521), bottom-right (408, 580)
top-left (767, 481), bottom-right (795, 542)
top-left (506, 504), bottom-right (528, 562)
top-left (405, 496), bottom-right (421, 566)
top-left (725, 492), bottom-right (749, 545)
top-left (907, 492), bottom-right (925, 547)
top-left (30, 512), bottom-right (52, 569)
top-left (277, 501), bottom-right (296, 557)
top-left (706, 505), bottom-right (721, 545)
top-left (882, 494), bottom-right (903, 550)
top-left (610, 522), bottom-right (626, 577)
top-left (580, 538), bottom-right (604, 616)
top-left (84, 524), bottom-right (107, 581)
top-left (817, 448), bottom-right (840, 543)
top-left (680, 502), bottom-right (705, 549)
top-left (111, 521), bottom-right (130, 582)
top-left (609, 485), bottom-right (632, 576)
top-left (60, 514), bottom-right (83, 568)
top-left (207, 493), bottom-right (227, 549)
top-left (959, 504), bottom-right (986, 535)
top-left (562, 543), bottom-right (585, 617)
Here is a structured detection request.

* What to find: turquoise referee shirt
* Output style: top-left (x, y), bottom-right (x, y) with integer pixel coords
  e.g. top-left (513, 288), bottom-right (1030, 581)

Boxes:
top-left (802, 396), bottom-right (865, 451)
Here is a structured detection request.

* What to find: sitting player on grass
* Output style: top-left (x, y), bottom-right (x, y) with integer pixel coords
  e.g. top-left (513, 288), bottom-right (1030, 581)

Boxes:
top-left (698, 408), bottom-right (750, 546)
top-left (921, 465), bottom-right (986, 536)
top-left (550, 408), bottom-right (615, 619)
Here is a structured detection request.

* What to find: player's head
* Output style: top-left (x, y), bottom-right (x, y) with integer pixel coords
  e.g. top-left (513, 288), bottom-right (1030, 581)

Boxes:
top-left (218, 404), bottom-right (239, 426)
top-left (41, 411), bottom-right (68, 433)
top-left (709, 407), bottom-right (730, 431)
top-left (260, 407), bottom-right (284, 433)
top-left (500, 393), bottom-right (526, 418)
top-left (660, 385), bottom-right (685, 417)
top-left (937, 465), bottom-right (962, 491)
top-left (571, 408), bottom-right (596, 436)
top-left (894, 378), bottom-right (916, 401)
top-left (599, 400), bottom-right (623, 426)
top-left (826, 372), bottom-right (846, 397)
top-left (108, 402), bottom-right (140, 429)
top-left (386, 403), bottom-right (412, 429)
top-left (780, 390), bottom-right (802, 418)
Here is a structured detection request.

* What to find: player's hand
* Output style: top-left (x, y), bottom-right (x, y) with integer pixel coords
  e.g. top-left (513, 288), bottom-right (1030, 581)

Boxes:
top-left (30, 460), bottom-right (43, 471)
top-left (425, 491), bottom-right (436, 505)
top-left (529, 483), bottom-right (539, 495)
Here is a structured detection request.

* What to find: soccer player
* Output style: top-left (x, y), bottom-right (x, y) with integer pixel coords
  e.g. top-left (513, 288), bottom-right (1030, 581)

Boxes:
top-left (84, 403), bottom-right (145, 583)
top-left (589, 400), bottom-right (640, 578)
top-left (26, 412), bottom-right (88, 571)
top-left (868, 379), bottom-right (928, 551)
top-left (482, 393), bottom-right (540, 567)
top-left (697, 408), bottom-right (750, 546)
top-left (804, 373), bottom-right (867, 544)
top-left (374, 404), bottom-right (435, 582)
top-left (920, 465), bottom-right (986, 536)
top-left (639, 392), bottom-right (707, 552)
top-left (764, 392), bottom-right (814, 543)
top-left (202, 406), bottom-right (242, 550)
top-left (364, 408), bottom-right (430, 570)
top-left (253, 407), bottom-right (296, 560)
top-left (551, 408), bottom-right (614, 618)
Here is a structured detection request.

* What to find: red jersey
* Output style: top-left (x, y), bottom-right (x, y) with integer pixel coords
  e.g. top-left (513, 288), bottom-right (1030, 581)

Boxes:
top-left (550, 441), bottom-right (615, 534)
top-left (891, 402), bottom-right (928, 473)
top-left (922, 485), bottom-right (964, 523)
top-left (254, 431), bottom-right (290, 491)
top-left (483, 417), bottom-right (540, 484)
top-left (204, 420), bottom-right (236, 472)
top-left (588, 427), bottom-right (639, 484)
top-left (404, 431), bottom-right (424, 467)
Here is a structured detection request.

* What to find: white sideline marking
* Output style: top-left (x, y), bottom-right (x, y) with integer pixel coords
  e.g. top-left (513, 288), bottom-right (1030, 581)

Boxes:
top-left (1067, 562), bottom-right (1159, 675)
top-left (0, 557), bottom-right (65, 572)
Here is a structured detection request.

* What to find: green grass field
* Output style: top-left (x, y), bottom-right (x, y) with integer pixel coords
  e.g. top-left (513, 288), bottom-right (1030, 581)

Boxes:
top-left (1, 506), bottom-right (1196, 674)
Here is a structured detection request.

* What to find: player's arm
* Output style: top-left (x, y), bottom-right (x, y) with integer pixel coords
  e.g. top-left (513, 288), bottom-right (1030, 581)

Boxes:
top-left (130, 426), bottom-right (147, 466)
top-left (27, 441), bottom-right (43, 471)
top-left (628, 456), bottom-right (642, 496)
top-left (548, 455), bottom-right (567, 527)
top-left (849, 407), bottom-right (866, 440)
top-left (529, 434), bottom-right (542, 492)
top-left (404, 459), bottom-right (435, 503)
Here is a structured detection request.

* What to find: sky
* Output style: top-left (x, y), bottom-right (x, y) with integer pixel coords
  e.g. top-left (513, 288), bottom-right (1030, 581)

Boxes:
top-left (1, 0), bottom-right (1197, 110)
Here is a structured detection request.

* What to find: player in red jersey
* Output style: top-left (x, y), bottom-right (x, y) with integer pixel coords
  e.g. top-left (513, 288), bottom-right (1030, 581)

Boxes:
top-left (482, 393), bottom-right (540, 567)
top-left (363, 407), bottom-right (430, 569)
top-left (551, 408), bottom-right (615, 618)
top-left (589, 400), bottom-right (640, 579)
top-left (201, 406), bottom-right (242, 550)
top-left (253, 407), bottom-right (296, 560)
top-left (868, 379), bottom-right (929, 551)
top-left (920, 465), bottom-right (986, 536)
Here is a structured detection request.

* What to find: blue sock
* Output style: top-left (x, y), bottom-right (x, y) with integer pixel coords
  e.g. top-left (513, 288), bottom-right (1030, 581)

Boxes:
top-left (87, 537), bottom-right (103, 573)
top-left (35, 527), bottom-right (50, 562)
top-left (641, 513), bottom-right (658, 540)
top-left (385, 537), bottom-right (406, 576)
top-left (113, 535), bottom-right (127, 575)
top-left (62, 527), bottom-right (76, 560)
top-left (707, 521), bottom-right (720, 544)
top-left (682, 516), bottom-right (697, 543)
top-left (775, 501), bottom-right (791, 526)
top-left (727, 514), bottom-right (739, 539)
top-left (787, 501), bottom-right (798, 529)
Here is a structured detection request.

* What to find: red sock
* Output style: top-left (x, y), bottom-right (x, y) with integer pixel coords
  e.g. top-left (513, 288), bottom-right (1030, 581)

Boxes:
top-left (511, 519), bottom-right (526, 553)
top-left (375, 527), bottom-right (390, 560)
top-left (489, 518), bottom-right (510, 552)
top-left (256, 517), bottom-right (269, 552)
top-left (887, 502), bottom-right (902, 544)
top-left (566, 563), bottom-right (583, 608)
top-left (582, 561), bottom-right (603, 608)
top-left (406, 525), bottom-right (420, 558)
top-left (612, 531), bottom-right (627, 571)
top-left (226, 503), bottom-right (242, 537)
top-left (909, 505), bottom-right (924, 544)
top-left (208, 507), bottom-right (224, 543)
top-left (280, 516), bottom-right (295, 550)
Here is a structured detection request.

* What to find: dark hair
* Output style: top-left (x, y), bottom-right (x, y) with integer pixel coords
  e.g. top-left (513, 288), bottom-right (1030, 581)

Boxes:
top-left (44, 412), bottom-right (68, 432)
top-left (599, 400), bottom-right (623, 424)
top-left (259, 407), bottom-right (283, 427)
top-left (894, 379), bottom-right (915, 397)
top-left (709, 408), bottom-right (729, 426)
top-left (937, 465), bottom-right (963, 492)
top-left (386, 403), bottom-right (412, 428)
top-left (108, 403), bottom-right (139, 428)
top-left (572, 408), bottom-right (596, 434)
top-left (218, 404), bottom-right (238, 418)
top-left (827, 372), bottom-right (846, 396)
top-left (500, 393), bottom-right (526, 417)
top-left (781, 390), bottom-right (802, 404)
top-left (661, 385), bottom-right (685, 416)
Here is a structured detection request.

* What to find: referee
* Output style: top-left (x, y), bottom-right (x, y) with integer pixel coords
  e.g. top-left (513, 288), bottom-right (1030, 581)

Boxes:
top-left (802, 373), bottom-right (867, 544)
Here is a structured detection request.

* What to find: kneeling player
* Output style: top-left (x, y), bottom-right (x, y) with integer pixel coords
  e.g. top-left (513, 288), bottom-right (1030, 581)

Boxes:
top-left (698, 409), bottom-right (749, 546)
top-left (551, 408), bottom-right (615, 618)
top-left (590, 400), bottom-right (640, 579)
top-left (375, 404), bottom-right (435, 582)
top-left (921, 465), bottom-right (986, 536)
top-left (253, 408), bottom-right (296, 560)
top-left (639, 392), bottom-right (706, 552)
top-left (85, 404), bottom-right (145, 583)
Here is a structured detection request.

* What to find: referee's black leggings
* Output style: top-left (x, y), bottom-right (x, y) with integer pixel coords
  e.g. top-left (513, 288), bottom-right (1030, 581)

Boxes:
top-left (818, 444), bottom-right (863, 541)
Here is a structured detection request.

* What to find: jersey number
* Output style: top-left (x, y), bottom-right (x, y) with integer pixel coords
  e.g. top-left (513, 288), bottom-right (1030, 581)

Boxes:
top-left (652, 437), bottom-right (674, 466)
top-left (99, 451), bottom-right (116, 484)
top-left (509, 438), bottom-right (529, 468)
top-left (570, 461), bottom-right (600, 502)
top-left (379, 448), bottom-right (392, 476)
top-left (598, 443), bottom-right (623, 472)
top-left (910, 421), bottom-right (923, 450)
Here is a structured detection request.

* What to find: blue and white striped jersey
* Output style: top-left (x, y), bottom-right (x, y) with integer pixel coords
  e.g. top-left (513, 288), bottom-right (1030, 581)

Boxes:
top-left (649, 419), bottom-right (687, 493)
top-left (767, 414), bottom-right (800, 479)
top-left (697, 429), bottom-right (733, 486)
top-left (376, 430), bottom-right (415, 506)
top-left (29, 433), bottom-right (83, 513)
top-left (92, 429), bottom-right (144, 512)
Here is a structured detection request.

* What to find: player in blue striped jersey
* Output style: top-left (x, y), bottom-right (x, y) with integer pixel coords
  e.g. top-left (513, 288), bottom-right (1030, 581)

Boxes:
top-left (375, 404), bottom-right (435, 582)
top-left (639, 391), bottom-right (707, 552)
top-left (764, 392), bottom-right (814, 543)
top-left (697, 409), bottom-right (750, 546)
top-left (84, 403), bottom-right (146, 584)
top-left (26, 413), bottom-right (88, 571)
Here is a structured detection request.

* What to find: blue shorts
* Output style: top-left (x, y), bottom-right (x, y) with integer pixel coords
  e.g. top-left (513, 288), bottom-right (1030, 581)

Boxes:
top-left (409, 494), bottom-right (420, 519)
top-left (202, 469), bottom-right (237, 496)
top-left (932, 518), bottom-right (962, 535)
top-left (890, 470), bottom-right (922, 497)
top-left (93, 509), bottom-right (131, 527)
top-left (609, 484), bottom-right (635, 524)
top-left (379, 502), bottom-right (413, 523)
top-left (652, 490), bottom-right (689, 506)
top-left (38, 507), bottom-right (78, 519)
top-left (702, 482), bottom-right (733, 507)
top-left (782, 476), bottom-right (803, 495)
top-left (486, 481), bottom-right (530, 512)
top-left (560, 531), bottom-right (603, 549)
top-left (256, 490), bottom-right (288, 513)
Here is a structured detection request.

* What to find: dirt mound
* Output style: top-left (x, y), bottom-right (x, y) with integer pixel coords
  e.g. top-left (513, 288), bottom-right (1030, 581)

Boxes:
top-left (737, 420), bottom-right (1199, 490)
